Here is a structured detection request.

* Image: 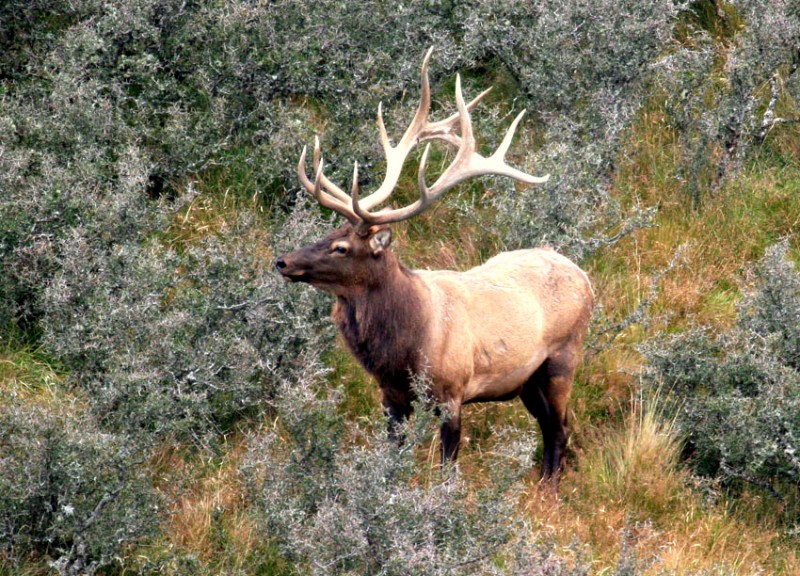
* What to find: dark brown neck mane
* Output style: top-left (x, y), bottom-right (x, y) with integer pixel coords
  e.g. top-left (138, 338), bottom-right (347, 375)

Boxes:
top-left (332, 252), bottom-right (427, 390)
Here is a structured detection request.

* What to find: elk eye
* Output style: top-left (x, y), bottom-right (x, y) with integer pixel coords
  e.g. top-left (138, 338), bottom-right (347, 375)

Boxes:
top-left (332, 245), bottom-right (348, 255)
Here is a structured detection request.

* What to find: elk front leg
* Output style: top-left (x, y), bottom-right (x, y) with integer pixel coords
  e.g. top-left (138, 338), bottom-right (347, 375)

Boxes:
top-left (440, 402), bottom-right (462, 463)
top-left (384, 398), bottom-right (413, 446)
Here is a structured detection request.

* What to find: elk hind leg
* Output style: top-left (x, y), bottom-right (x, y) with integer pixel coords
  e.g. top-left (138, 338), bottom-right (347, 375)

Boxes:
top-left (520, 354), bottom-right (575, 483)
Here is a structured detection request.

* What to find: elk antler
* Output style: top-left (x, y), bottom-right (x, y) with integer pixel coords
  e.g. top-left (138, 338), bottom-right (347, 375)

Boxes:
top-left (297, 47), bottom-right (549, 231)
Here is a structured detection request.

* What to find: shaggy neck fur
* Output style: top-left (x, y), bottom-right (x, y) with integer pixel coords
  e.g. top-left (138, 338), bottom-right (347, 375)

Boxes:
top-left (332, 251), bottom-right (427, 391)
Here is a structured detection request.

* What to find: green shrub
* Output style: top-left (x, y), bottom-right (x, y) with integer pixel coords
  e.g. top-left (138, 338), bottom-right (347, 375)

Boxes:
top-left (242, 373), bottom-right (586, 576)
top-left (1, 0), bottom-right (701, 441)
top-left (460, 0), bottom-right (682, 259)
top-left (741, 241), bottom-right (800, 371)
top-left (40, 200), bottom-right (334, 442)
top-left (643, 242), bottom-right (800, 505)
top-left (0, 395), bottom-right (159, 575)
top-left (656, 0), bottom-right (800, 204)
top-left (0, 0), bottom-right (97, 82)
top-left (0, 0), bottom-right (697, 336)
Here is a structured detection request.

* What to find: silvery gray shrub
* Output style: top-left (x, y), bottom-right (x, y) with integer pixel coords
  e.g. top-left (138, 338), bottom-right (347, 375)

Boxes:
top-left (242, 373), bottom-right (585, 576)
top-left (655, 0), bottom-right (800, 204)
top-left (643, 242), bottom-right (800, 501)
top-left (40, 199), bottom-right (334, 441)
top-left (0, 394), bottom-right (160, 575)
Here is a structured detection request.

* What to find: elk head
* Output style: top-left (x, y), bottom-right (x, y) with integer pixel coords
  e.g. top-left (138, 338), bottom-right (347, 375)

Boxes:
top-left (275, 47), bottom-right (549, 288)
top-left (275, 223), bottom-right (393, 295)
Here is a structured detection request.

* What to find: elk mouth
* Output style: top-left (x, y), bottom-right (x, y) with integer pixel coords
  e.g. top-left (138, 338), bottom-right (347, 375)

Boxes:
top-left (277, 268), bottom-right (306, 283)
top-left (280, 271), bottom-right (305, 282)
top-left (275, 257), bottom-right (306, 282)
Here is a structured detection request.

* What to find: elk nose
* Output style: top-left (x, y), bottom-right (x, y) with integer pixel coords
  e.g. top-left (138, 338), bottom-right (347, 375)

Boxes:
top-left (275, 257), bottom-right (287, 270)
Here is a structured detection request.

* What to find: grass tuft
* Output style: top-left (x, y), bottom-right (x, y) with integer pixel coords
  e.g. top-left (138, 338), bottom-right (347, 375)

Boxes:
top-left (577, 392), bottom-right (684, 518)
top-left (152, 436), bottom-right (266, 573)
top-left (0, 340), bottom-right (64, 406)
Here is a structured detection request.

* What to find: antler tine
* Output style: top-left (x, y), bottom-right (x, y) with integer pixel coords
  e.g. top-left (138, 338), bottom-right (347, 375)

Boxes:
top-left (312, 137), bottom-right (355, 204)
top-left (410, 45), bottom-right (435, 137)
top-left (354, 47), bottom-right (436, 213)
top-left (351, 161), bottom-right (366, 221)
top-left (297, 144), bottom-right (313, 192)
top-left (489, 110), bottom-right (550, 184)
top-left (351, 161), bottom-right (360, 199)
top-left (352, 142), bottom-right (434, 226)
top-left (420, 86), bottom-right (493, 147)
top-left (358, 53), bottom-right (494, 214)
top-left (297, 138), bottom-right (350, 204)
top-left (455, 73), bottom-right (475, 156)
top-left (495, 111), bottom-right (525, 159)
top-left (297, 140), bottom-right (360, 224)
top-left (377, 102), bottom-right (391, 154)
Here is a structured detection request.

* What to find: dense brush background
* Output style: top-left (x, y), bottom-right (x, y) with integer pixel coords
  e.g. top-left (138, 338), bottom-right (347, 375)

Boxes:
top-left (2, 1), bottom-right (800, 574)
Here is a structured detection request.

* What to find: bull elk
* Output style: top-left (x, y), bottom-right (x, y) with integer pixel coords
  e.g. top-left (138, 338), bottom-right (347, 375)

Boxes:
top-left (275, 48), bottom-right (593, 483)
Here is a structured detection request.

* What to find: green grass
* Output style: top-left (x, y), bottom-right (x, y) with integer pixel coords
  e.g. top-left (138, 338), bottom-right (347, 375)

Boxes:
top-left (0, 338), bottom-right (63, 405)
top-left (323, 347), bottom-right (382, 422)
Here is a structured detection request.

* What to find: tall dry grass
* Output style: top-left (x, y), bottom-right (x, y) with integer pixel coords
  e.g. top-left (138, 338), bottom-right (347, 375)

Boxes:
top-left (150, 436), bottom-right (263, 573)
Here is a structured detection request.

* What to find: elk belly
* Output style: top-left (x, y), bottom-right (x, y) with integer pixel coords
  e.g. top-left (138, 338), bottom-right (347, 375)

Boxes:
top-left (463, 345), bottom-right (549, 403)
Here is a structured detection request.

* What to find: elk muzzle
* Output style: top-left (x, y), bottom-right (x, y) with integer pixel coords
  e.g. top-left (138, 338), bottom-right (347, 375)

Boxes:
top-left (274, 255), bottom-right (304, 282)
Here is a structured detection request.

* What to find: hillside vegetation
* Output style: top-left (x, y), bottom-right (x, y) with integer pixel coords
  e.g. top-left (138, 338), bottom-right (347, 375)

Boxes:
top-left (2, 1), bottom-right (800, 574)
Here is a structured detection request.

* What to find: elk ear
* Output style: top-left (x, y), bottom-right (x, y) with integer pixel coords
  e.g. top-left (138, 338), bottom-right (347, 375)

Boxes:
top-left (368, 227), bottom-right (392, 255)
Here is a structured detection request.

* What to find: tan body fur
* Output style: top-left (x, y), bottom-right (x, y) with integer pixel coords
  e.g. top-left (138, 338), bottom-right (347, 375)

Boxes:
top-left (418, 248), bottom-right (592, 404)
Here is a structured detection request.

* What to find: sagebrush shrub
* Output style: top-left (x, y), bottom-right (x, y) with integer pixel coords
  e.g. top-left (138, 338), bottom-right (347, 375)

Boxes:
top-left (41, 199), bottom-right (334, 441)
top-left (1, 0), bottom-right (696, 334)
top-left (740, 241), bottom-right (800, 370)
top-left (655, 0), bottom-right (800, 203)
top-left (643, 242), bottom-right (800, 499)
top-left (460, 0), bottom-right (681, 259)
top-left (0, 394), bottom-right (159, 575)
top-left (242, 374), bottom-right (583, 576)
top-left (1, 0), bottom-right (699, 442)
